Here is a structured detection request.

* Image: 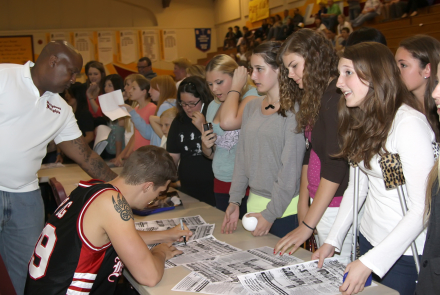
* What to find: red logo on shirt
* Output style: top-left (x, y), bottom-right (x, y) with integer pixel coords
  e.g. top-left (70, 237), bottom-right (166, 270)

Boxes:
top-left (108, 257), bottom-right (124, 282)
top-left (46, 101), bottom-right (61, 114)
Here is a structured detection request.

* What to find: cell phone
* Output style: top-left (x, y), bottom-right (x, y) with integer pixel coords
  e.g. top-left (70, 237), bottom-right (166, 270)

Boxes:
top-left (343, 272), bottom-right (372, 287)
top-left (203, 123), bottom-right (213, 132)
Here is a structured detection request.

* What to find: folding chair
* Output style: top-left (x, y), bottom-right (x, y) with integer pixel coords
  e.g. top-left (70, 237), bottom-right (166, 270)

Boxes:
top-left (49, 177), bottom-right (68, 206)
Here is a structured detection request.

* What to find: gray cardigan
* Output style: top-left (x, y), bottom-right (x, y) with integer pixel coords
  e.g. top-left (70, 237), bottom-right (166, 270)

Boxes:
top-left (229, 97), bottom-right (305, 222)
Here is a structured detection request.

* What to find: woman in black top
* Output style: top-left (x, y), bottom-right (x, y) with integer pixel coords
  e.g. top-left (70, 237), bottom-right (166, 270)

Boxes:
top-left (166, 76), bottom-right (215, 206)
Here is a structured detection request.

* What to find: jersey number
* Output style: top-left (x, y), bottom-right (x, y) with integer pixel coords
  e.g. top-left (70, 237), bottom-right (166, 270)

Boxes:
top-left (29, 224), bottom-right (57, 279)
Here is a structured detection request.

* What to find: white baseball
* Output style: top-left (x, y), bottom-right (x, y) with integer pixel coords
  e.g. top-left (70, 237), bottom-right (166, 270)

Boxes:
top-left (242, 213), bottom-right (258, 231)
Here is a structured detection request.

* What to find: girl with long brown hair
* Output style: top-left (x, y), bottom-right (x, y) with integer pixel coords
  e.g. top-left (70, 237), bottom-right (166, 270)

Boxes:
top-left (274, 29), bottom-right (352, 263)
top-left (313, 42), bottom-right (435, 295)
top-left (395, 35), bottom-right (440, 141)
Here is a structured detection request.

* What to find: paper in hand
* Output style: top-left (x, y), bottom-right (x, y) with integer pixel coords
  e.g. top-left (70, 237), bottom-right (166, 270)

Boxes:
top-left (98, 90), bottom-right (130, 121)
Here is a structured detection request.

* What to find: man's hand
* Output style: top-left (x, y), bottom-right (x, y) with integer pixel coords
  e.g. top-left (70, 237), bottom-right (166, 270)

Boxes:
top-left (221, 203), bottom-right (240, 234)
top-left (246, 212), bottom-right (273, 237)
top-left (165, 224), bottom-right (193, 243)
top-left (151, 242), bottom-right (182, 261)
top-left (58, 136), bottom-right (117, 181)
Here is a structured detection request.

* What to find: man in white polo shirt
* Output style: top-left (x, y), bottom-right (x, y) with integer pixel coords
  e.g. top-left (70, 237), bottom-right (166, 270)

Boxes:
top-left (0, 40), bottom-right (117, 294)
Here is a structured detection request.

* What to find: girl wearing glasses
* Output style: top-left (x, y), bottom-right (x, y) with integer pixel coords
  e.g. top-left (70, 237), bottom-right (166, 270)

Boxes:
top-left (202, 54), bottom-right (260, 215)
top-left (166, 76), bottom-right (215, 206)
top-left (221, 42), bottom-right (305, 238)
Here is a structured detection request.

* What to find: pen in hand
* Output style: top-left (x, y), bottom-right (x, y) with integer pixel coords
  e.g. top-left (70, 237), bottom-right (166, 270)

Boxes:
top-left (180, 218), bottom-right (187, 245)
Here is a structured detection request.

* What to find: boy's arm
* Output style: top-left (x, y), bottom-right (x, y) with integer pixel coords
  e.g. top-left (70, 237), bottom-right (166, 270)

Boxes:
top-left (96, 191), bottom-right (181, 286)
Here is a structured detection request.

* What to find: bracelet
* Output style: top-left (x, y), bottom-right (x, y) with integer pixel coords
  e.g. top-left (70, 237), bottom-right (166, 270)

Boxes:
top-left (302, 221), bottom-right (316, 231)
top-left (227, 90), bottom-right (241, 97)
top-left (230, 201), bottom-right (241, 206)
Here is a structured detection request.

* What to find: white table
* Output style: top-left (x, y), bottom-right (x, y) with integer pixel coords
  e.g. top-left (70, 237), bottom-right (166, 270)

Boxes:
top-left (124, 202), bottom-right (399, 295)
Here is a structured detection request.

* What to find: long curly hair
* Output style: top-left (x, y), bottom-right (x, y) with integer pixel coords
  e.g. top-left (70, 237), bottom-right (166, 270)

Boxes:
top-left (336, 42), bottom-right (420, 169)
top-left (278, 29), bottom-right (339, 131)
top-left (399, 35), bottom-right (440, 141)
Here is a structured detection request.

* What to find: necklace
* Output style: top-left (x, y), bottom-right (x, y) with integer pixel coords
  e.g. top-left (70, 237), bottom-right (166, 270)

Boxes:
top-left (264, 96), bottom-right (279, 110)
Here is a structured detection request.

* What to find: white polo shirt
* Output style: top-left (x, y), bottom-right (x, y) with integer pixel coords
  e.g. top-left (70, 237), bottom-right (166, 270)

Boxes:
top-left (0, 61), bottom-right (81, 193)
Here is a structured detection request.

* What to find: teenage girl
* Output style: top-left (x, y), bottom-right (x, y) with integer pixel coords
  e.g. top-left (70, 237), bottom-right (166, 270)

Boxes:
top-left (221, 42), bottom-right (305, 238)
top-left (313, 42), bottom-right (435, 295)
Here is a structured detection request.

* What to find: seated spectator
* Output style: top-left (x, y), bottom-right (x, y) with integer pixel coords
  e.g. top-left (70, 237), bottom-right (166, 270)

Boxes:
top-left (102, 74), bottom-right (126, 160)
top-left (186, 64), bottom-right (206, 78)
top-left (260, 18), bottom-right (270, 40)
top-left (316, 2), bottom-right (328, 18)
top-left (336, 14), bottom-right (353, 36)
top-left (335, 27), bottom-right (351, 52)
top-left (314, 17), bottom-right (327, 31)
top-left (233, 26), bottom-right (243, 41)
top-left (389, 0), bottom-right (408, 19)
top-left (137, 57), bottom-right (157, 81)
top-left (172, 57), bottom-right (192, 89)
top-left (292, 8), bottom-right (304, 27)
top-left (267, 15), bottom-right (284, 41)
top-left (223, 27), bottom-right (235, 50)
top-left (402, 0), bottom-right (431, 17)
top-left (236, 43), bottom-right (249, 62)
top-left (346, 26), bottom-right (387, 46)
top-left (325, 29), bottom-right (336, 47)
top-left (347, 0), bottom-right (361, 20)
top-left (283, 18), bottom-right (296, 39)
top-left (167, 76), bottom-right (215, 206)
top-left (322, 0), bottom-right (341, 32)
top-left (282, 9), bottom-right (292, 25)
top-left (25, 146), bottom-right (190, 294)
top-left (351, 0), bottom-right (381, 27)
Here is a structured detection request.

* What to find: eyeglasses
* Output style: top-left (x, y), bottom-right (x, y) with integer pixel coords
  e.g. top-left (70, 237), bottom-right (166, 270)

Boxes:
top-left (179, 98), bottom-right (201, 108)
top-left (137, 66), bottom-right (150, 69)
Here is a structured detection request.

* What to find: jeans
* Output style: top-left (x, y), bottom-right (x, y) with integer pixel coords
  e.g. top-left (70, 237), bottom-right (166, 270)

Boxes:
top-left (359, 233), bottom-right (420, 295)
top-left (0, 189), bottom-right (44, 295)
top-left (351, 12), bottom-right (379, 27)
top-left (349, 7), bottom-right (361, 21)
top-left (269, 214), bottom-right (299, 238)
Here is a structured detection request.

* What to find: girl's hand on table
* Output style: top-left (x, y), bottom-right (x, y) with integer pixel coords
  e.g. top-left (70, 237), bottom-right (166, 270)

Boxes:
top-left (221, 203), bottom-right (240, 234)
top-left (274, 222), bottom-right (314, 255)
top-left (340, 260), bottom-right (372, 295)
top-left (246, 212), bottom-right (273, 237)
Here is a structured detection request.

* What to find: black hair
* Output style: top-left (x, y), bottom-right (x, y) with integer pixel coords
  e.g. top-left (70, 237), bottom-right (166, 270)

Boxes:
top-left (234, 26), bottom-right (240, 30)
top-left (138, 57), bottom-right (152, 67)
top-left (341, 27), bottom-right (350, 34)
top-left (176, 76), bottom-right (213, 121)
top-left (346, 27), bottom-right (387, 47)
top-left (104, 74), bottom-right (124, 92)
top-left (67, 82), bottom-right (88, 114)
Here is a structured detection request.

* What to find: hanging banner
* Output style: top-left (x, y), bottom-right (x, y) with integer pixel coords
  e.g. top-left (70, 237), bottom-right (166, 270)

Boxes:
top-left (49, 32), bottom-right (67, 42)
top-left (249, 0), bottom-right (269, 22)
top-left (118, 30), bottom-right (136, 65)
top-left (141, 30), bottom-right (159, 62)
top-left (0, 35), bottom-right (34, 64)
top-left (162, 30), bottom-right (177, 62)
top-left (194, 28), bottom-right (211, 52)
top-left (73, 32), bottom-right (92, 64)
top-left (97, 31), bottom-right (114, 65)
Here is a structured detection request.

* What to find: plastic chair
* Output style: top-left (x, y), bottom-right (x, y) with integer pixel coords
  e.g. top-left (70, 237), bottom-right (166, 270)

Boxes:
top-left (0, 254), bottom-right (17, 295)
top-left (49, 177), bottom-right (68, 206)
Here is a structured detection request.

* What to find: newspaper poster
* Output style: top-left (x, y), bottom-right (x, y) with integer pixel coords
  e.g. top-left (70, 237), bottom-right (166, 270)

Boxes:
top-left (172, 272), bottom-right (249, 294)
top-left (119, 30), bottom-right (136, 64)
top-left (141, 30), bottom-right (159, 62)
top-left (182, 247), bottom-right (304, 283)
top-left (50, 32), bottom-right (67, 42)
top-left (97, 31), bottom-right (114, 65)
top-left (73, 32), bottom-right (92, 64)
top-left (238, 258), bottom-right (370, 295)
top-left (165, 236), bottom-right (241, 269)
top-left (162, 29), bottom-right (178, 62)
top-left (135, 215), bottom-right (207, 231)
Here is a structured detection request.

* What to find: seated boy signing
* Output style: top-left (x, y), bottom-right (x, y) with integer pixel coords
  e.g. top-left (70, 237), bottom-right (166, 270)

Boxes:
top-left (25, 146), bottom-right (191, 295)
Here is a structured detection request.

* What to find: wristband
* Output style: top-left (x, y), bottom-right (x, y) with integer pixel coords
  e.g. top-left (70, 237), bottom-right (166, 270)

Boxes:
top-left (227, 90), bottom-right (241, 97)
top-left (302, 221), bottom-right (316, 231)
top-left (230, 201), bottom-right (241, 206)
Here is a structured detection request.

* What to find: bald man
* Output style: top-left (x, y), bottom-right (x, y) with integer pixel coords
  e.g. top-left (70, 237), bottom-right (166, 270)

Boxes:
top-left (0, 41), bottom-right (117, 294)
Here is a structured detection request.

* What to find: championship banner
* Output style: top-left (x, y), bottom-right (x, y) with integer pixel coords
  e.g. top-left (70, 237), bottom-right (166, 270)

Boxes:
top-left (162, 30), bottom-right (177, 62)
top-left (73, 32), bottom-right (92, 64)
top-left (97, 31), bottom-right (114, 65)
top-left (194, 28), bottom-right (211, 52)
top-left (249, 0), bottom-right (269, 23)
top-left (141, 30), bottom-right (159, 62)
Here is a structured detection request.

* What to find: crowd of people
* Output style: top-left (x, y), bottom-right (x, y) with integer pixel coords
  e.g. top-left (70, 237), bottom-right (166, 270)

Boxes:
top-left (2, 7), bottom-right (440, 294)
